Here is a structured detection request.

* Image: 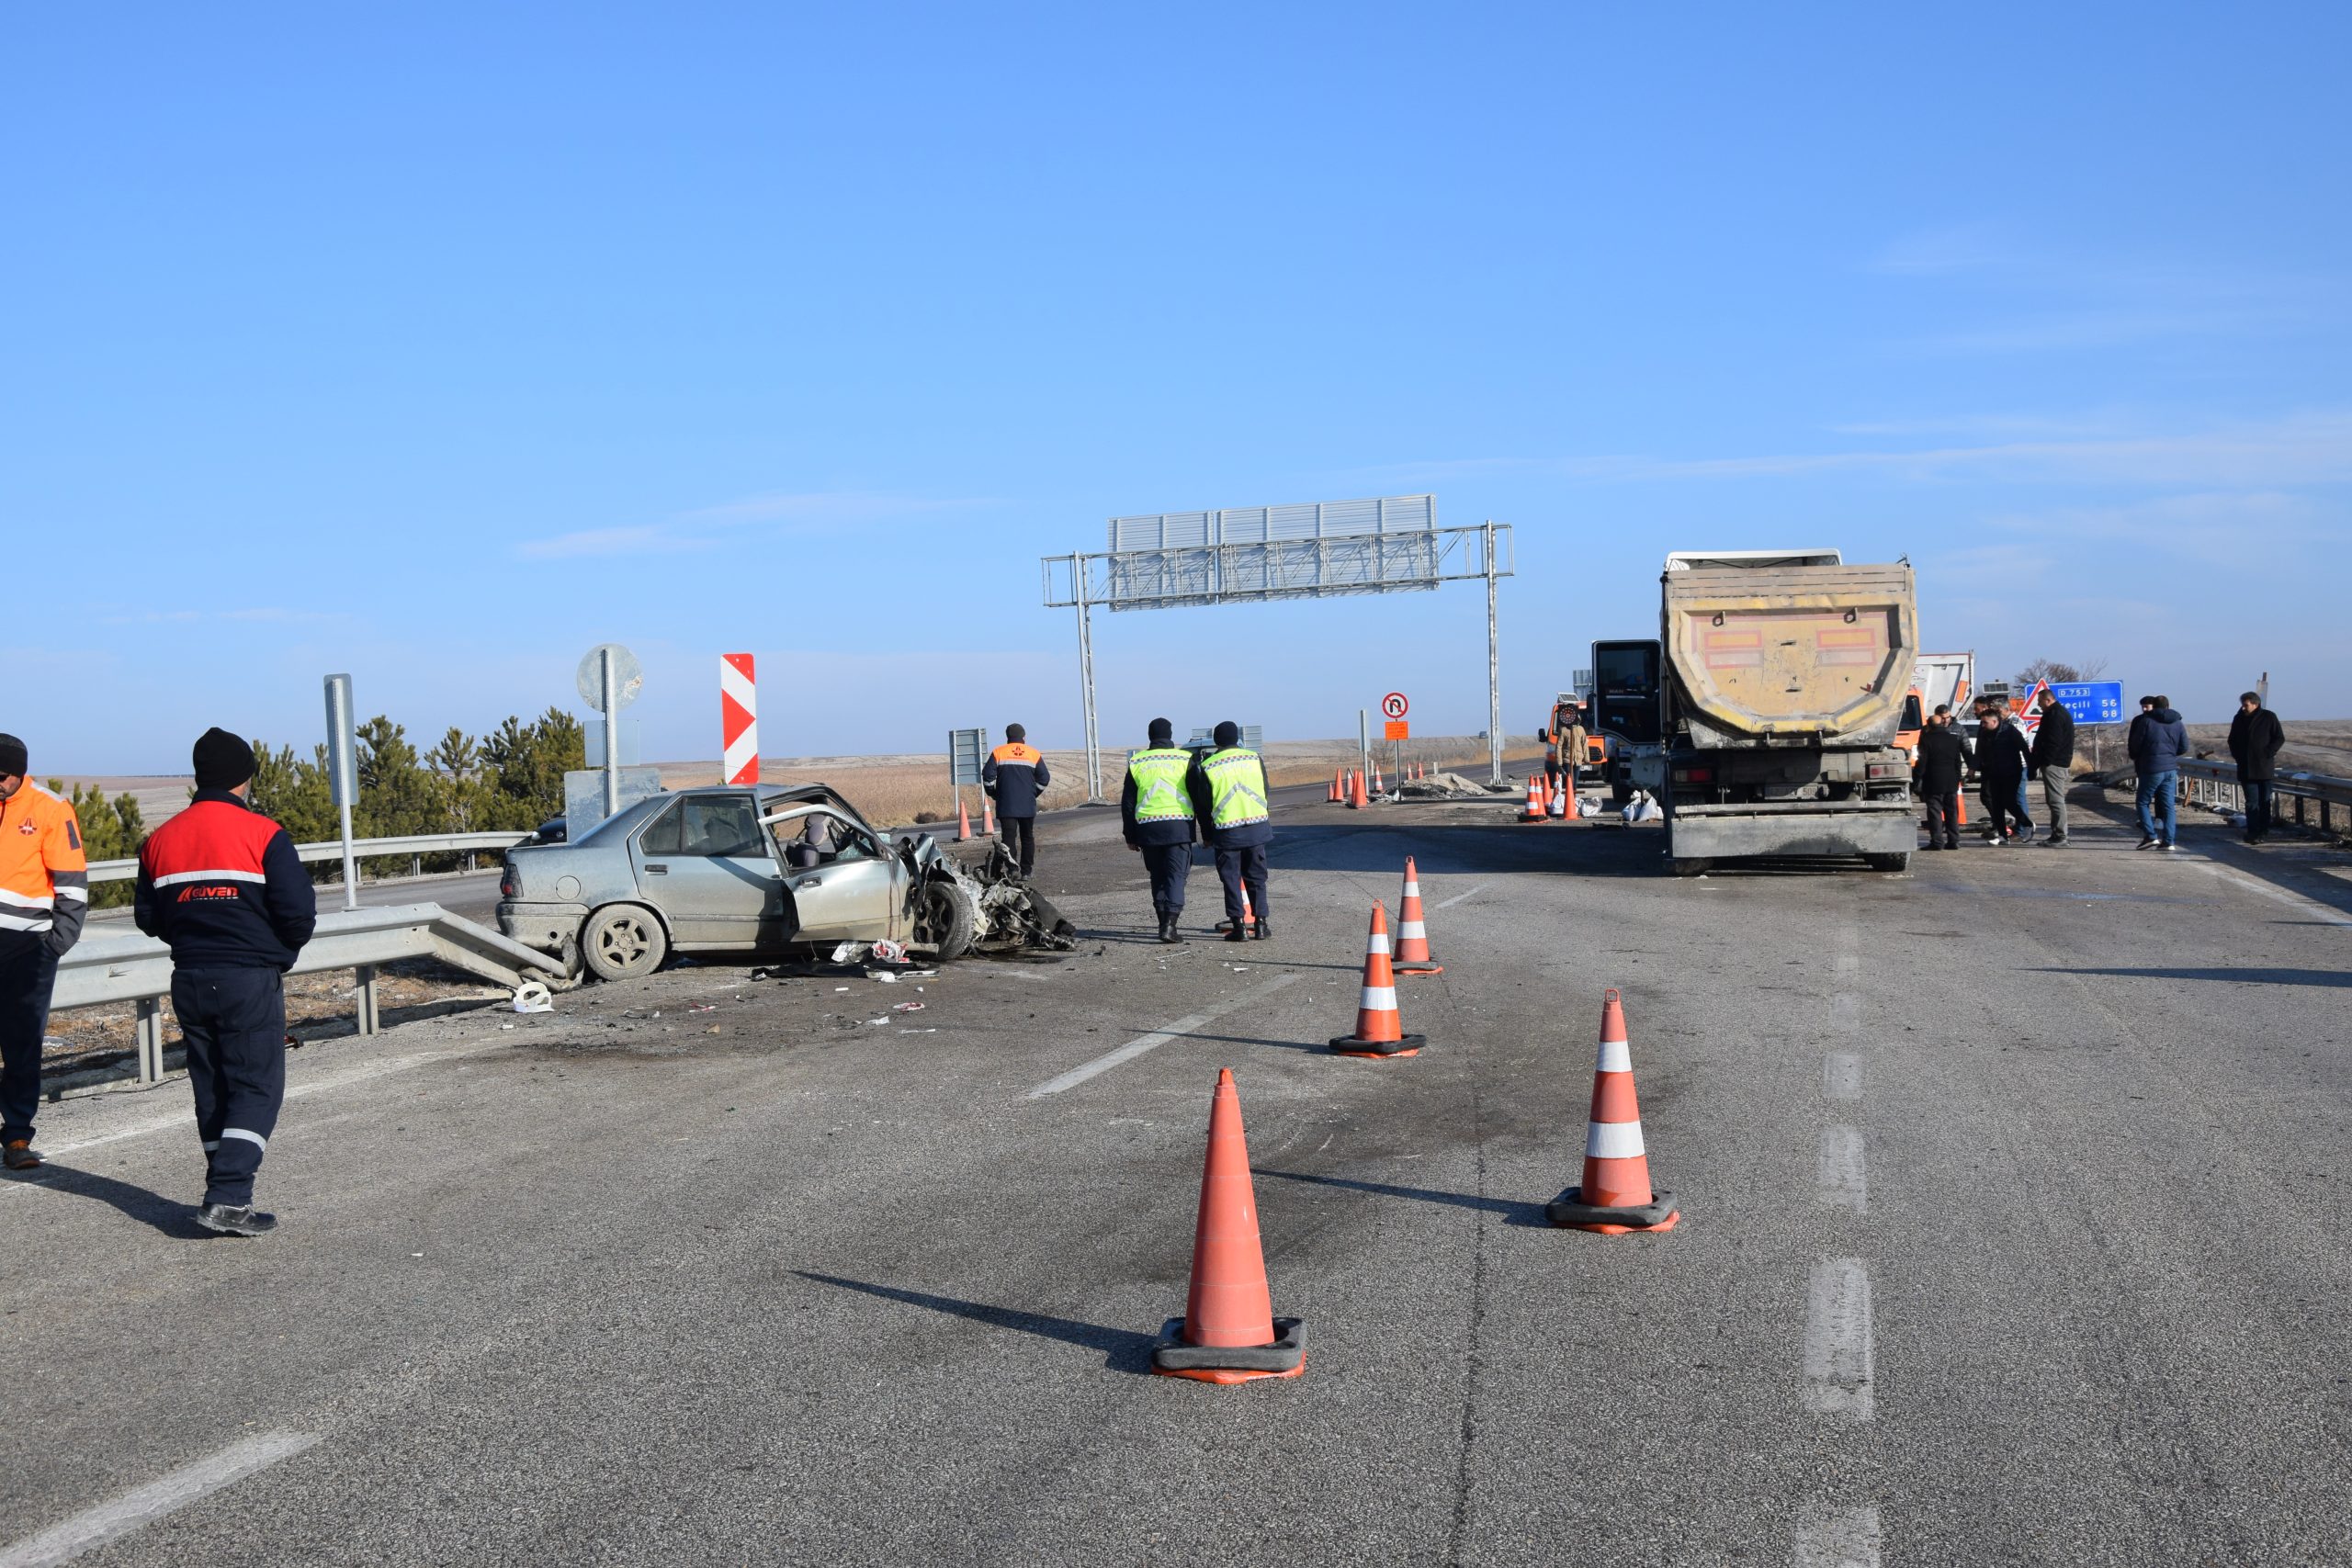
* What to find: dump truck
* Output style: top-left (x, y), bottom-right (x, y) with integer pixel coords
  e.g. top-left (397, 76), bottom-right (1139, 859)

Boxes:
top-left (1591, 549), bottom-right (1919, 874)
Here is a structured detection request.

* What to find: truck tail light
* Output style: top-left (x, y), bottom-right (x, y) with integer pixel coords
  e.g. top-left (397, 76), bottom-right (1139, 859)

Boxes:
top-left (1866, 763), bottom-right (1902, 779)
top-left (1673, 767), bottom-right (1713, 784)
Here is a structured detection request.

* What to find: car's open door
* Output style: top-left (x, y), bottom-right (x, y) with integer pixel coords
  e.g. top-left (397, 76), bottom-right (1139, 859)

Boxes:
top-left (760, 805), bottom-right (899, 944)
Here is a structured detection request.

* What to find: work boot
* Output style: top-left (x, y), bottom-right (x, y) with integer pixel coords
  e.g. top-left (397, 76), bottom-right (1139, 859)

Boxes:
top-left (196, 1203), bottom-right (278, 1237)
top-left (1223, 921), bottom-right (1249, 943)
top-left (3, 1139), bottom-right (41, 1171)
top-left (1251, 919), bottom-right (1271, 940)
top-left (1157, 911), bottom-right (1184, 945)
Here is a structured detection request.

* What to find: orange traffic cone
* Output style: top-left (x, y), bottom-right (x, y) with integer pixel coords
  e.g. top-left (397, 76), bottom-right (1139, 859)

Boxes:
top-left (1349, 769), bottom-right (1370, 809)
top-left (1548, 772), bottom-right (1566, 818)
top-left (1563, 776), bottom-right (1580, 819)
top-left (1215, 884), bottom-right (1257, 934)
top-left (1393, 856), bottom-right (1442, 976)
top-left (1521, 774), bottom-right (1544, 821)
top-left (1371, 761), bottom-right (1384, 795)
top-left (1151, 1069), bottom-right (1305, 1383)
top-left (1546, 990), bottom-right (1679, 1234)
top-left (1956, 791), bottom-right (1969, 827)
top-left (983, 797), bottom-right (998, 836)
top-left (1329, 768), bottom-right (1343, 803)
top-left (1329, 904), bottom-right (1425, 1057)
top-left (956, 795), bottom-right (972, 841)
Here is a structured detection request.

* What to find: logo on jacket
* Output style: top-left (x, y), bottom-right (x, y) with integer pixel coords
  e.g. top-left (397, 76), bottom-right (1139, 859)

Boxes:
top-left (15, 821), bottom-right (32, 835)
top-left (176, 885), bottom-right (245, 902)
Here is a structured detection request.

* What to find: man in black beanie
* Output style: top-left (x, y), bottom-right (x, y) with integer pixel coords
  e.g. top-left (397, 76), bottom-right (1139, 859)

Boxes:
top-left (134, 728), bottom-right (316, 1235)
top-left (1189, 720), bottom-right (1272, 942)
top-left (1120, 717), bottom-right (1197, 942)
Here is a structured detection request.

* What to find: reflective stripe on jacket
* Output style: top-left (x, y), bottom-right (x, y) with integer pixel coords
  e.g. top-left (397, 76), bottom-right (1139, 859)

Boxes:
top-left (1203, 748), bottom-right (1270, 829)
top-left (981, 742), bottom-right (1050, 818)
top-left (1126, 749), bottom-right (1195, 823)
top-left (0, 782), bottom-right (89, 953)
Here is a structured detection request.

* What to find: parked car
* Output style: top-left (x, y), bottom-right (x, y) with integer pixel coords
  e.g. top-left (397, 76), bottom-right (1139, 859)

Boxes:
top-left (496, 784), bottom-right (996, 981)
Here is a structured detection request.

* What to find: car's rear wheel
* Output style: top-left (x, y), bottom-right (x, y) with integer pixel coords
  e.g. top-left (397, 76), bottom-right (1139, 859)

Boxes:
top-left (913, 877), bottom-right (977, 960)
top-left (582, 903), bottom-right (669, 981)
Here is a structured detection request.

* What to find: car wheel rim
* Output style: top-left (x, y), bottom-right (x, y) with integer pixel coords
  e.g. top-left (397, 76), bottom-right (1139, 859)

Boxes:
top-left (602, 919), bottom-right (646, 964)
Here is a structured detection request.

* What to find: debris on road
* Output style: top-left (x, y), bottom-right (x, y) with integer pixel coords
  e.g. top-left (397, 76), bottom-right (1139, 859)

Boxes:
top-left (1398, 771), bottom-right (1515, 798)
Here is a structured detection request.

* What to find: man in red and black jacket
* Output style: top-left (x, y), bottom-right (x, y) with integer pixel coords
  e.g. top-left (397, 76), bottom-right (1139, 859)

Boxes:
top-left (135, 728), bottom-right (316, 1236)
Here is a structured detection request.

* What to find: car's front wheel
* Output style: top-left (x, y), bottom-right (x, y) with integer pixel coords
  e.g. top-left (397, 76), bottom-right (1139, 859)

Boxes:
top-left (913, 877), bottom-right (978, 960)
top-left (582, 903), bottom-right (669, 981)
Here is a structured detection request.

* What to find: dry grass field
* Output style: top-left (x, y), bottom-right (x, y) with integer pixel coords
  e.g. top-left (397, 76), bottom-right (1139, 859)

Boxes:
top-left (663, 736), bottom-right (1544, 826)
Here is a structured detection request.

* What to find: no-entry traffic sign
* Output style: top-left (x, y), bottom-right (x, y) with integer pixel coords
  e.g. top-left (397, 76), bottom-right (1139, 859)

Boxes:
top-left (1381, 692), bottom-right (1409, 720)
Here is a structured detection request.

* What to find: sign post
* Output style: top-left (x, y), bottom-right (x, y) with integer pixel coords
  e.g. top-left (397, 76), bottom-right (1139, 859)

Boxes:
top-left (323, 674), bottom-right (360, 912)
top-left (1382, 693), bottom-right (1410, 776)
top-left (577, 644), bottom-right (644, 820)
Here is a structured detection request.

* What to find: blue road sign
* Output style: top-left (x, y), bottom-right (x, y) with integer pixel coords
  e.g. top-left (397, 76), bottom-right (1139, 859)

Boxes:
top-left (2048, 681), bottom-right (2125, 723)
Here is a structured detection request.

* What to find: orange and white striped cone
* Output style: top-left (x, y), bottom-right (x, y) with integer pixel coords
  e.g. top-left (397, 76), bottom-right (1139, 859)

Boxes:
top-left (956, 796), bottom-right (973, 841)
top-left (1563, 775), bottom-right (1580, 819)
top-left (1216, 885), bottom-right (1257, 934)
top-left (1349, 769), bottom-right (1371, 809)
top-left (1329, 905), bottom-right (1424, 1058)
top-left (984, 797), bottom-right (998, 836)
top-left (1548, 772), bottom-right (1567, 818)
top-left (1371, 761), bottom-right (1384, 795)
top-left (1521, 774), bottom-right (1545, 821)
top-left (1546, 989), bottom-right (1679, 1233)
top-left (1393, 856), bottom-right (1442, 976)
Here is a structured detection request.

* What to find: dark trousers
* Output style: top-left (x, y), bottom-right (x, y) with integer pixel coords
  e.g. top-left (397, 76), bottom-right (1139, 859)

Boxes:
top-left (1982, 775), bottom-right (2028, 837)
top-left (1, 932), bottom-right (60, 1144)
top-left (1140, 842), bottom-right (1191, 915)
top-left (172, 967), bottom-right (287, 1208)
top-left (1001, 816), bottom-right (1036, 875)
top-left (1923, 789), bottom-right (1961, 848)
top-left (2245, 781), bottom-right (2274, 839)
top-left (1215, 844), bottom-right (1269, 925)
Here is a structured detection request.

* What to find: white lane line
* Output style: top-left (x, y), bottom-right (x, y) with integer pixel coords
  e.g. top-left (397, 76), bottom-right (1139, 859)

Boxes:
top-left (1803, 1258), bottom-right (1875, 1421)
top-left (1793, 1505), bottom-right (1883, 1567)
top-left (1024, 973), bottom-right (1305, 1099)
top-left (1829, 993), bottom-right (1860, 1033)
top-left (1832, 952), bottom-right (1860, 977)
top-left (1823, 1053), bottom-right (1862, 1101)
top-left (1817, 1126), bottom-right (1867, 1213)
top-left (2190, 858), bottom-right (2352, 929)
top-left (1433, 883), bottom-right (1493, 910)
top-left (0, 1430), bottom-right (320, 1568)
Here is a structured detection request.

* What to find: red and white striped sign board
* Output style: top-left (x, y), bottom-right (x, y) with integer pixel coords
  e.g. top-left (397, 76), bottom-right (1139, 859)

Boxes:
top-left (720, 653), bottom-right (758, 784)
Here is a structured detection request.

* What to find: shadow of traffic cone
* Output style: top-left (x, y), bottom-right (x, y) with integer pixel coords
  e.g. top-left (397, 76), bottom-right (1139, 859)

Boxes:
top-left (1329, 904), bottom-right (1425, 1057)
top-left (1349, 770), bottom-right (1371, 809)
top-left (1546, 989), bottom-right (1679, 1234)
top-left (956, 795), bottom-right (973, 841)
top-left (1151, 1069), bottom-right (1305, 1384)
top-left (1215, 885), bottom-right (1256, 934)
top-left (1521, 774), bottom-right (1544, 821)
top-left (1394, 857), bottom-right (1442, 976)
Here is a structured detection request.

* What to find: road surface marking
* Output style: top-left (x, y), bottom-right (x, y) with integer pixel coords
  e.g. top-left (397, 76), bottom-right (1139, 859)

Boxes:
top-left (1434, 883), bottom-right (1493, 910)
top-left (0, 1430), bottom-right (319, 1568)
top-left (1829, 993), bottom-right (1860, 1033)
top-left (1024, 974), bottom-right (1305, 1099)
top-left (1833, 952), bottom-right (1859, 977)
top-left (2190, 859), bottom-right (2352, 929)
top-left (1817, 1125), bottom-right (1867, 1212)
top-left (1803, 1258), bottom-right (1875, 1421)
top-left (18, 1039), bottom-right (520, 1166)
top-left (1823, 1054), bottom-right (1862, 1101)
top-left (1793, 1506), bottom-right (1883, 1567)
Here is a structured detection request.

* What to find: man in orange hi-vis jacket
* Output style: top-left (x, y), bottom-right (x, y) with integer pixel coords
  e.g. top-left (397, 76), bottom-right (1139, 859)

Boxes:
top-left (1, 733), bottom-right (89, 1171)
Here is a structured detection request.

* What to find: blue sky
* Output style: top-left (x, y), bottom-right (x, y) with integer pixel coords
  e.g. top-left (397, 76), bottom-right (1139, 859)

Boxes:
top-left (7, 4), bottom-right (2346, 773)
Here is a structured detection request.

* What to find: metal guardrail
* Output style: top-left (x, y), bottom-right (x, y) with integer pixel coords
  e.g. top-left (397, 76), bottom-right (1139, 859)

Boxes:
top-left (2163, 759), bottom-right (2349, 836)
top-left (85, 830), bottom-right (533, 885)
top-left (54, 902), bottom-right (566, 1084)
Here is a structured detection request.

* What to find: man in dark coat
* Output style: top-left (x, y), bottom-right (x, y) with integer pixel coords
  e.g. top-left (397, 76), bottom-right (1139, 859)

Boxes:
top-left (2029, 689), bottom-right (2077, 846)
top-left (1976, 708), bottom-right (2032, 844)
top-left (1916, 706), bottom-right (1966, 851)
top-left (2228, 692), bottom-right (2287, 842)
top-left (981, 724), bottom-right (1049, 878)
top-left (1120, 717), bottom-right (1197, 943)
top-left (2127, 695), bottom-right (2190, 851)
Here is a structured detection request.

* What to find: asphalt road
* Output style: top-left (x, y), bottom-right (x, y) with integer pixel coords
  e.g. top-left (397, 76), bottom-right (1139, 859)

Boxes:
top-left (6, 781), bottom-right (2348, 1566)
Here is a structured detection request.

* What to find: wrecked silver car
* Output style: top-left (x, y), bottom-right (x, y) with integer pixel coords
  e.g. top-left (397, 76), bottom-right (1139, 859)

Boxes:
top-left (495, 784), bottom-right (1071, 981)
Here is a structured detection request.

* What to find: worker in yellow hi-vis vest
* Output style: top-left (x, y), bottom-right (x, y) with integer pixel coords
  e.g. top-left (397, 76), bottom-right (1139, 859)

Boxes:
top-left (1187, 721), bottom-right (1272, 944)
top-left (1120, 717), bottom-right (1198, 944)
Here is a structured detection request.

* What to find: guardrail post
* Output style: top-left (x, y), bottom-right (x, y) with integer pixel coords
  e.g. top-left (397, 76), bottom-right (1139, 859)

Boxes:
top-left (355, 965), bottom-right (381, 1036)
top-left (135, 998), bottom-right (165, 1084)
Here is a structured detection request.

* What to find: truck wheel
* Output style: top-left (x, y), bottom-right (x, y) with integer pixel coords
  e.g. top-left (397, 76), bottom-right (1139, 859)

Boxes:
top-left (582, 903), bottom-right (669, 981)
top-left (915, 877), bottom-right (978, 960)
top-left (1612, 782), bottom-right (1634, 806)
top-left (1865, 852), bottom-right (1912, 874)
top-left (1668, 857), bottom-right (1712, 877)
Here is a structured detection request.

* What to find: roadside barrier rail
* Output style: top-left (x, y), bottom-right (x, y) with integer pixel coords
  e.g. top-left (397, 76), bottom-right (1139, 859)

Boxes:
top-left (2164, 759), bottom-right (2349, 836)
top-left (53, 902), bottom-right (566, 1085)
top-left (85, 830), bottom-right (534, 886)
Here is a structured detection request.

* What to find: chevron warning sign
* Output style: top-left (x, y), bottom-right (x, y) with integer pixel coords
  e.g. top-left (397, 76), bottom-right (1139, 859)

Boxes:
top-left (721, 653), bottom-right (759, 784)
